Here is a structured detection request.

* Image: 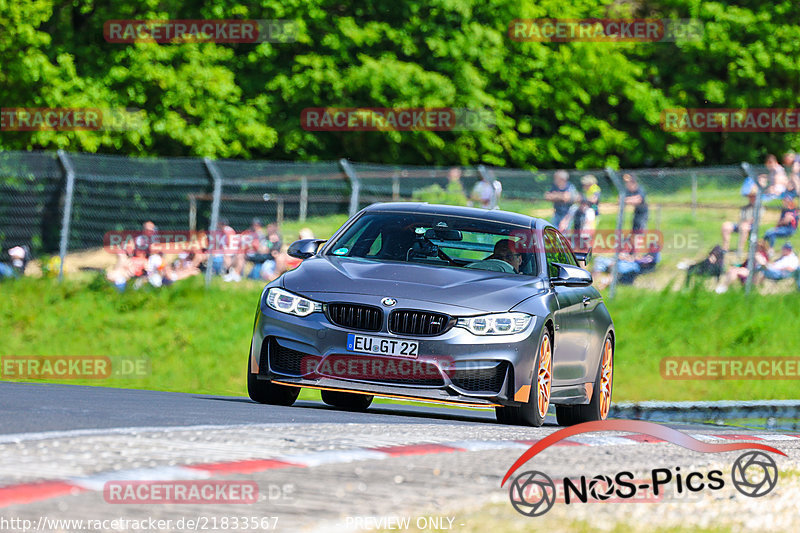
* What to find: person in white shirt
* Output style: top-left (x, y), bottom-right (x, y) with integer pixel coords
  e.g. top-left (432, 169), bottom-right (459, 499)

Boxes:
top-left (758, 241), bottom-right (799, 282)
top-left (470, 172), bottom-right (501, 209)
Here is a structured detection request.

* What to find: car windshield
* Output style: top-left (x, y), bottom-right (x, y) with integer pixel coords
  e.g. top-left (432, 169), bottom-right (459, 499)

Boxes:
top-left (325, 211), bottom-right (539, 276)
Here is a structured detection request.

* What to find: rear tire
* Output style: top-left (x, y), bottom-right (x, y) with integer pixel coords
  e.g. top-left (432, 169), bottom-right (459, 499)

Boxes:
top-left (321, 390), bottom-right (373, 411)
top-left (496, 329), bottom-right (553, 427)
top-left (556, 333), bottom-right (614, 426)
top-left (247, 352), bottom-right (300, 406)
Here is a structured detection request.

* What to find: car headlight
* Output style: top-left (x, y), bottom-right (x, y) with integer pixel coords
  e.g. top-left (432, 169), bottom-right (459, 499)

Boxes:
top-left (265, 288), bottom-right (322, 317)
top-left (456, 312), bottom-right (533, 335)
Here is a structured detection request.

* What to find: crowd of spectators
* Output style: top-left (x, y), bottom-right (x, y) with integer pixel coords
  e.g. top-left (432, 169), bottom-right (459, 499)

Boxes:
top-left (538, 154), bottom-right (799, 292)
top-left (5, 155), bottom-right (799, 294)
top-left (709, 152), bottom-right (799, 291)
top-left (104, 218), bottom-right (311, 290)
top-left (543, 170), bottom-right (659, 287)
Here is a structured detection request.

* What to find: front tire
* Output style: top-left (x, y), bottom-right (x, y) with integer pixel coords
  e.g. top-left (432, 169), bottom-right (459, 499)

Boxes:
top-left (556, 333), bottom-right (614, 426)
top-left (321, 390), bottom-right (373, 411)
top-left (247, 354), bottom-right (300, 406)
top-left (495, 329), bottom-right (553, 427)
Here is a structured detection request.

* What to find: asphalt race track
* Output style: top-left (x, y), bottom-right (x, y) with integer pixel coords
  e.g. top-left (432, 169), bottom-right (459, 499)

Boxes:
top-left (0, 382), bottom-right (499, 435)
top-left (2, 382), bottom-right (799, 532)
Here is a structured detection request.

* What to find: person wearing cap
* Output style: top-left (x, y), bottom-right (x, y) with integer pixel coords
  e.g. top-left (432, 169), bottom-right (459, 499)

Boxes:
top-left (763, 192), bottom-right (798, 248)
top-left (758, 242), bottom-right (799, 283)
top-left (0, 245), bottom-right (28, 280)
top-left (623, 173), bottom-right (649, 233)
top-left (544, 170), bottom-right (578, 229)
top-left (721, 185), bottom-right (762, 254)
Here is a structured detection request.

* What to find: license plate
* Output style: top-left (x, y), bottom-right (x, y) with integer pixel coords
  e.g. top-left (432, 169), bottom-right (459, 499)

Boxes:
top-left (346, 334), bottom-right (418, 358)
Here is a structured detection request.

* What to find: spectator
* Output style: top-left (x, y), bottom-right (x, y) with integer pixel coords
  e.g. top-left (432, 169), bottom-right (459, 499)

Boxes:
top-left (166, 242), bottom-right (205, 282)
top-left (757, 242), bottom-right (799, 284)
top-left (787, 155), bottom-right (800, 196)
top-left (470, 170), bottom-right (502, 209)
top-left (560, 195), bottom-right (597, 249)
top-left (544, 170), bottom-right (578, 229)
top-left (145, 252), bottom-right (167, 288)
top-left (782, 151), bottom-right (797, 170)
top-left (225, 218), bottom-right (268, 282)
top-left (763, 193), bottom-right (798, 248)
top-left (559, 175), bottom-right (600, 242)
top-left (766, 154), bottom-right (789, 197)
top-left (591, 241), bottom-right (660, 289)
top-left (211, 218), bottom-right (237, 276)
top-left (446, 167), bottom-right (467, 197)
top-left (684, 245), bottom-right (726, 287)
top-left (580, 174), bottom-right (601, 216)
top-left (106, 240), bottom-right (149, 291)
top-left (623, 173), bottom-right (649, 233)
top-left (283, 228), bottom-right (317, 273)
top-left (135, 220), bottom-right (157, 256)
top-left (721, 186), bottom-right (760, 255)
top-left (0, 245), bottom-right (29, 280)
top-left (714, 240), bottom-right (771, 293)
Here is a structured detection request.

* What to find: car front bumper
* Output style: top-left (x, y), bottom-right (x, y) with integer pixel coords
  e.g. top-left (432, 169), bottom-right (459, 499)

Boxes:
top-left (251, 297), bottom-right (546, 407)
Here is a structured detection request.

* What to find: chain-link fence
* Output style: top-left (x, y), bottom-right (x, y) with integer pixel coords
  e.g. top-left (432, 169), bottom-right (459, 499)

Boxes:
top-left (3, 150), bottom-right (795, 294)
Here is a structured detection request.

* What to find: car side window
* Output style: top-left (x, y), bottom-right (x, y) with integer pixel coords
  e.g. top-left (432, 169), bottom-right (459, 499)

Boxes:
top-left (544, 230), bottom-right (562, 278)
top-left (555, 231), bottom-right (579, 267)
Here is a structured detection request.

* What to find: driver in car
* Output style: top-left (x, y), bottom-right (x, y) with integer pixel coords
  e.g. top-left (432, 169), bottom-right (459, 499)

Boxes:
top-left (487, 239), bottom-right (522, 273)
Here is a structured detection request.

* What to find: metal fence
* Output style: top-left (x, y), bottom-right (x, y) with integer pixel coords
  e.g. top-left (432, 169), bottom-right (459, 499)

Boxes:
top-left (2, 149), bottom-right (790, 295)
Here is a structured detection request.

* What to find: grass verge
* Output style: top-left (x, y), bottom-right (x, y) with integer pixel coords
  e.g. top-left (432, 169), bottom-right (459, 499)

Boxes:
top-left (1, 276), bottom-right (798, 403)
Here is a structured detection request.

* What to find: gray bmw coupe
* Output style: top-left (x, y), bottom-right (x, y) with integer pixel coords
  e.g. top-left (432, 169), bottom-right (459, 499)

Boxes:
top-left (248, 202), bottom-right (614, 426)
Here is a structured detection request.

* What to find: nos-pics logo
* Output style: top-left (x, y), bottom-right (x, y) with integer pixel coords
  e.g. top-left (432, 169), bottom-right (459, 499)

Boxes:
top-left (502, 420), bottom-right (784, 517)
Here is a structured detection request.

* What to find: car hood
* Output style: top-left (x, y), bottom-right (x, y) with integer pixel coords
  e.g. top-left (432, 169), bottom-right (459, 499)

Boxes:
top-left (282, 256), bottom-right (546, 313)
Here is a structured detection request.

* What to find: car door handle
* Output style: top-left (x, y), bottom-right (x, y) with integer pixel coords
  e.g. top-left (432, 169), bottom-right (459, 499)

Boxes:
top-left (582, 296), bottom-right (591, 306)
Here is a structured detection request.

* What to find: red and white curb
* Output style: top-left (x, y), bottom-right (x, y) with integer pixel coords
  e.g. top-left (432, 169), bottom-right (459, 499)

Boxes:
top-left (1, 433), bottom-right (797, 508)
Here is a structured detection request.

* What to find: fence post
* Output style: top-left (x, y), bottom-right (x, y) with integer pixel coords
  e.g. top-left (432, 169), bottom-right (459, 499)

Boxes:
top-left (392, 174), bottom-right (400, 201)
top-left (742, 162), bottom-right (762, 295)
top-left (277, 198), bottom-right (285, 226)
top-left (340, 159), bottom-right (360, 216)
top-left (299, 176), bottom-right (308, 222)
top-left (203, 157), bottom-right (223, 288)
top-left (56, 150), bottom-right (76, 282)
top-left (188, 194), bottom-right (197, 232)
top-left (605, 168), bottom-right (626, 299)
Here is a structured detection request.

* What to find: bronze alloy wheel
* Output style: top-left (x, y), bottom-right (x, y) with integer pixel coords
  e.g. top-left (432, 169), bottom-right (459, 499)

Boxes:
top-left (536, 333), bottom-right (553, 419)
top-left (599, 337), bottom-right (613, 420)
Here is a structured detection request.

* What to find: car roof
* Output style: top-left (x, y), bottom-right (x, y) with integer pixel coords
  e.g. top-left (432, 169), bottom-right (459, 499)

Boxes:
top-left (362, 202), bottom-right (551, 229)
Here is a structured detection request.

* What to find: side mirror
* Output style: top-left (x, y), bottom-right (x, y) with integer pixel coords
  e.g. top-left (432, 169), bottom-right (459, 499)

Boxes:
top-left (287, 239), bottom-right (326, 260)
top-left (551, 262), bottom-right (593, 287)
top-left (573, 248), bottom-right (593, 267)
